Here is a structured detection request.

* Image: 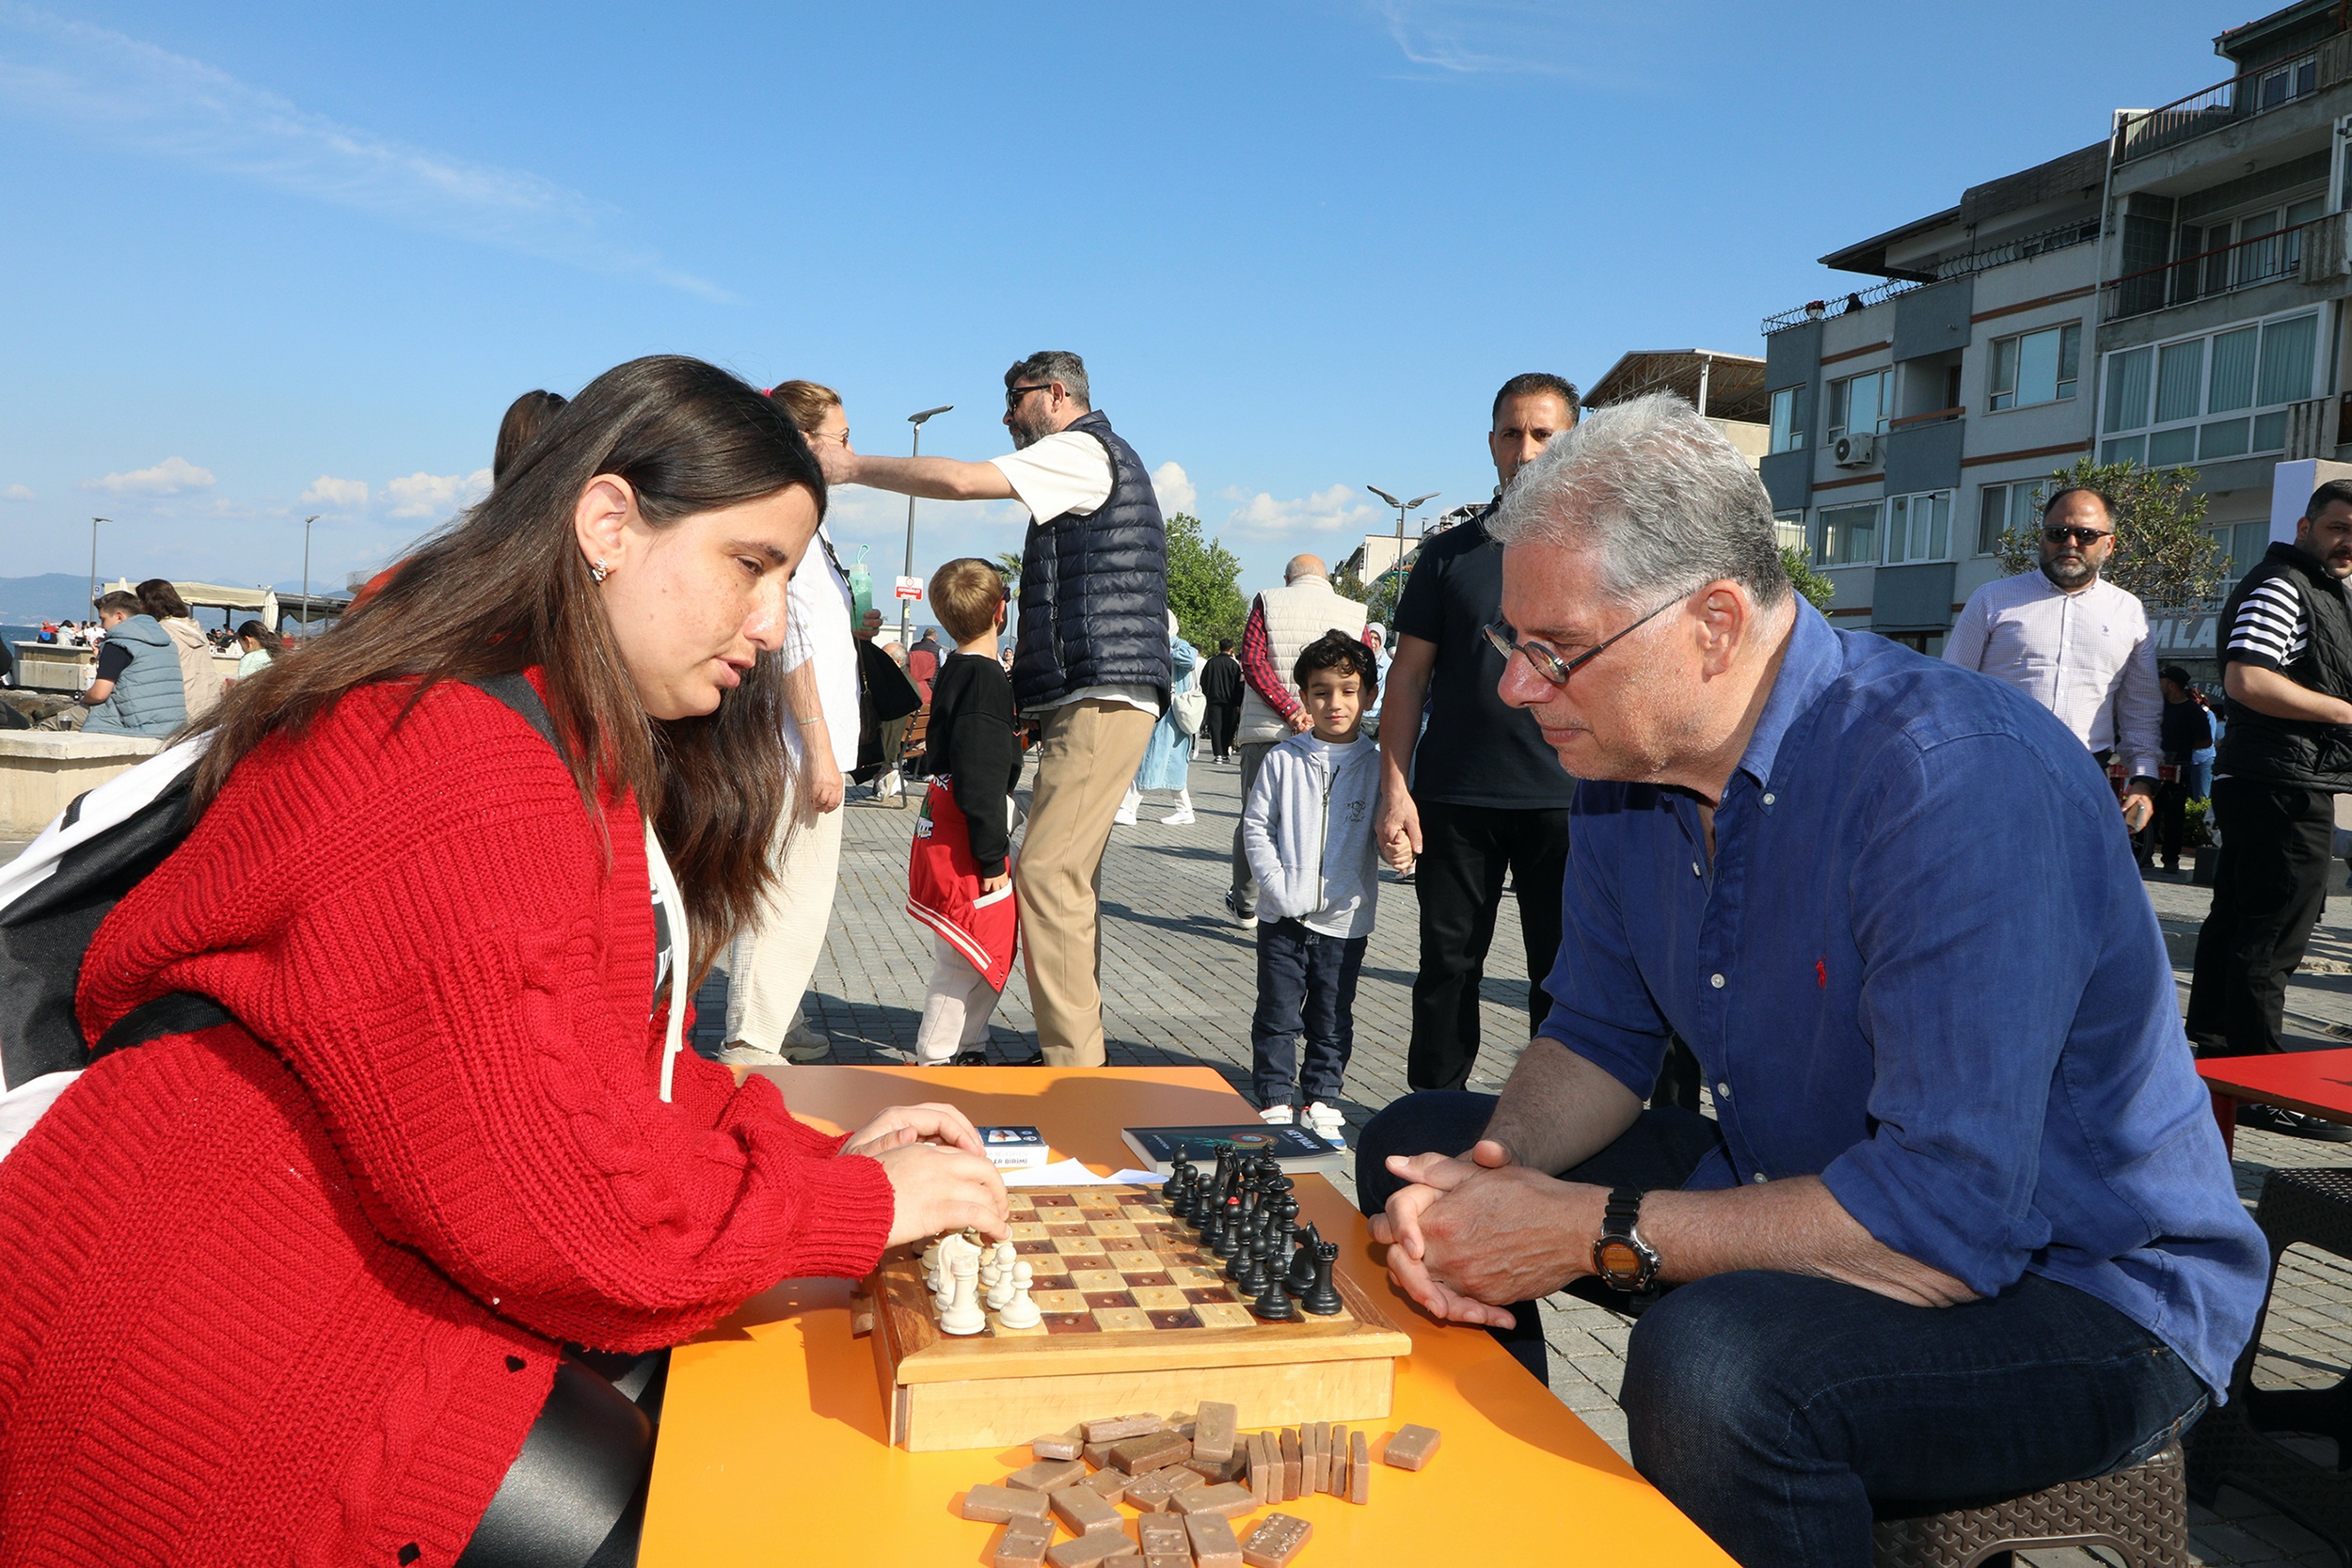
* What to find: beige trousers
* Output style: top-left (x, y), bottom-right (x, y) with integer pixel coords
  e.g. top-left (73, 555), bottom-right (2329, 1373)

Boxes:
top-left (723, 800), bottom-right (845, 1051)
top-left (1017, 699), bottom-right (1155, 1066)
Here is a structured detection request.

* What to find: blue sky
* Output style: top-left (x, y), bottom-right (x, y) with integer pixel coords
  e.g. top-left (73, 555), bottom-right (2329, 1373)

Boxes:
top-left (0, 0), bottom-right (2256, 601)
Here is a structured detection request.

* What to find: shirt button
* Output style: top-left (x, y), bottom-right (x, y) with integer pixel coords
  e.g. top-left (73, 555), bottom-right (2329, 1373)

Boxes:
top-left (1716, 1082), bottom-right (1732, 1099)
top-left (1752, 1172), bottom-right (1768, 1183)
top-left (1692, 862), bottom-right (1703, 877)
top-left (1709, 974), bottom-right (1725, 989)
top-left (1762, 792), bottom-right (1776, 806)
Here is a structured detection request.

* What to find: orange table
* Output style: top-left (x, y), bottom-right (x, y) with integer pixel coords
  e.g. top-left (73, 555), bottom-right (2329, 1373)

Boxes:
top-left (638, 1065), bottom-right (1734, 1566)
top-left (2198, 1046), bottom-right (2352, 1152)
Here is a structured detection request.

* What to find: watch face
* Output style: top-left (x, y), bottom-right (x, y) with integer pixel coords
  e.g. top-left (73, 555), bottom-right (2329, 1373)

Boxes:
top-left (1596, 1239), bottom-right (1642, 1278)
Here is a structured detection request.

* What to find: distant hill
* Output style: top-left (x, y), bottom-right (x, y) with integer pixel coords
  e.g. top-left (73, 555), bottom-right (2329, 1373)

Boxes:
top-left (0, 574), bottom-right (101, 624)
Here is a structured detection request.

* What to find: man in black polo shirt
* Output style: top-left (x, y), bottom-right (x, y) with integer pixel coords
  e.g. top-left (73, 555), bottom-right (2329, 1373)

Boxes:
top-left (2188, 481), bottom-right (2352, 1126)
top-left (1376, 373), bottom-right (1581, 1091)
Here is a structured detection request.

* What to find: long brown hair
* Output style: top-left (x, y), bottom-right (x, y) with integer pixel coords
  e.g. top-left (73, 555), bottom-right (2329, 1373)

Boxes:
top-left (190, 355), bottom-right (820, 971)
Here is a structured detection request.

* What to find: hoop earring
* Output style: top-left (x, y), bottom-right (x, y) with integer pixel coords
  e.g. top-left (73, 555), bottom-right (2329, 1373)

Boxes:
top-left (590, 559), bottom-right (610, 583)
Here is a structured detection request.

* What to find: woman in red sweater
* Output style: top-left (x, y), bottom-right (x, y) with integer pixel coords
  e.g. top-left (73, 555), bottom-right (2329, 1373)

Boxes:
top-left (0, 356), bottom-right (1009, 1568)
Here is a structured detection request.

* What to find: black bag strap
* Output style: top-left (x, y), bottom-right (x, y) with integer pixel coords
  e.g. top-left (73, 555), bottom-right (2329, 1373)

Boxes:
top-left (82, 673), bottom-right (568, 1065)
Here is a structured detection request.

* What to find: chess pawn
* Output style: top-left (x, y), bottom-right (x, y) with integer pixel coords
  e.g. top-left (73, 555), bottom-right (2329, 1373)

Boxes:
top-left (940, 1248), bottom-right (988, 1335)
top-left (922, 1239), bottom-right (945, 1296)
top-left (986, 1242), bottom-right (1018, 1310)
top-left (996, 1260), bottom-right (1041, 1329)
top-left (1250, 1254), bottom-right (1296, 1321)
top-left (1301, 1241), bottom-right (1344, 1316)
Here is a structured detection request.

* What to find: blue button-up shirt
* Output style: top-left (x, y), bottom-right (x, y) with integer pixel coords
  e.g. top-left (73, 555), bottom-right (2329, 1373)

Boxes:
top-left (1543, 601), bottom-right (2265, 1395)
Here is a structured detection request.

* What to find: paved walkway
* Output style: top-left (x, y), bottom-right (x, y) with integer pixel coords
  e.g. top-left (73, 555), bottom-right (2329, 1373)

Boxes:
top-left (15, 755), bottom-right (2352, 1565)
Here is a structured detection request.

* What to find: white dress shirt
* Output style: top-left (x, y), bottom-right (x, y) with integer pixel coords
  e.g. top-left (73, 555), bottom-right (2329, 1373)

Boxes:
top-left (782, 521), bottom-right (860, 773)
top-left (1943, 569), bottom-right (2162, 780)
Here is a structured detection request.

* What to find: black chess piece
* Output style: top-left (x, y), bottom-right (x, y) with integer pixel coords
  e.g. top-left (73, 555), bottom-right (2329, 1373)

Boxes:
top-left (1285, 1221), bottom-right (1322, 1297)
top-left (1236, 1231), bottom-right (1272, 1296)
top-left (1269, 1201), bottom-right (1299, 1291)
top-left (1250, 1255), bottom-right (1295, 1321)
top-left (1223, 1209), bottom-right (1254, 1281)
top-left (1301, 1241), bottom-right (1343, 1316)
top-left (1169, 1156), bottom-right (1199, 1225)
top-left (1210, 1194), bottom-right (1243, 1259)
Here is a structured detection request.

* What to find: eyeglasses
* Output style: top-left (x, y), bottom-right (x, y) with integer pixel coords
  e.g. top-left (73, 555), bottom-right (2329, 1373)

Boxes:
top-left (1005, 384), bottom-right (1054, 409)
top-left (2042, 525), bottom-right (2112, 546)
top-left (1481, 594), bottom-right (1685, 687)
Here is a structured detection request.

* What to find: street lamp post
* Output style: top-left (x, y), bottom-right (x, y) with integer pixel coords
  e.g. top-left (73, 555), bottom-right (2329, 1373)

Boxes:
top-left (88, 517), bottom-right (107, 612)
top-left (1364, 485), bottom-right (1438, 584)
top-left (299, 515), bottom-right (319, 639)
top-left (899, 405), bottom-right (953, 648)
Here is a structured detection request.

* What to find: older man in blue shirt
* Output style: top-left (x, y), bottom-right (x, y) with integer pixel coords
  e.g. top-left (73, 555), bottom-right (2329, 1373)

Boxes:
top-left (1356, 393), bottom-right (2265, 1567)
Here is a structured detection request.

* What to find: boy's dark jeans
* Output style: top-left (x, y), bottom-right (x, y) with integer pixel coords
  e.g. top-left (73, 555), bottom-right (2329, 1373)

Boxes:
top-left (1249, 918), bottom-right (1366, 1107)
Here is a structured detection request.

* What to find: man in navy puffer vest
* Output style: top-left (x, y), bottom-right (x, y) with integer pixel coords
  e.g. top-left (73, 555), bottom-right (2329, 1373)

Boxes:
top-left (820, 352), bottom-right (1170, 1065)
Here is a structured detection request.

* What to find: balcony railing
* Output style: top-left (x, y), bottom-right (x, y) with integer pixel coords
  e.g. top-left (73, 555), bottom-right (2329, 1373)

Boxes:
top-left (1760, 219), bottom-right (2101, 337)
top-left (2115, 48), bottom-right (2323, 164)
top-left (2101, 213), bottom-right (2328, 320)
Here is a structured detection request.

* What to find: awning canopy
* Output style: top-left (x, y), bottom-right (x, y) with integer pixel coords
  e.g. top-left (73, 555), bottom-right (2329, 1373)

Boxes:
top-left (1586, 350), bottom-right (1769, 425)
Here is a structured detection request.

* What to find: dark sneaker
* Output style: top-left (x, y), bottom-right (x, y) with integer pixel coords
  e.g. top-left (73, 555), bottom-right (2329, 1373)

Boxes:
top-left (947, 1050), bottom-right (989, 1067)
top-left (2241, 1103), bottom-right (2352, 1142)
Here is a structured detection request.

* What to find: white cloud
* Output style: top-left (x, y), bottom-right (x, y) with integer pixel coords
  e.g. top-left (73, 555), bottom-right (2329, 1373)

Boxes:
top-left (1364, 1), bottom-right (1668, 83)
top-left (1221, 483), bottom-right (1383, 540)
top-left (1151, 461), bottom-right (1196, 518)
top-left (0, 4), bottom-right (730, 301)
top-left (301, 475), bottom-right (370, 509)
top-left (85, 454), bottom-right (215, 496)
top-left (384, 467), bottom-right (492, 519)
top-left (1, 483), bottom-right (31, 501)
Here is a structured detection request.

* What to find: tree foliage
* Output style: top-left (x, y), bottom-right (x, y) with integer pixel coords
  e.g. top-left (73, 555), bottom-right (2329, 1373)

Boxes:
top-left (1781, 546), bottom-right (1836, 610)
top-left (1164, 512), bottom-right (1248, 650)
top-left (1992, 457), bottom-right (2227, 608)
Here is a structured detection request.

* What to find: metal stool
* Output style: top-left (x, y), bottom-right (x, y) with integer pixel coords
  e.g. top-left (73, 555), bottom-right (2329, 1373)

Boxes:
top-left (1871, 1444), bottom-right (2187, 1567)
top-left (2188, 1165), bottom-right (2352, 1564)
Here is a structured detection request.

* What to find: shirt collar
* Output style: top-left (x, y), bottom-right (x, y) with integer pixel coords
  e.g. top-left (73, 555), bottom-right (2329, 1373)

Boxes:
top-left (1734, 599), bottom-right (1842, 790)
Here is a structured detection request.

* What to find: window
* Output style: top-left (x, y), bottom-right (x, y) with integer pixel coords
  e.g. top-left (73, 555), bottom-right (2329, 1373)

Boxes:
top-left (1977, 482), bottom-right (2045, 555)
top-left (1884, 492), bottom-right (1952, 564)
top-left (1769, 387), bottom-right (1806, 454)
top-left (1987, 324), bottom-right (2082, 411)
top-left (2169, 194), bottom-right (2327, 305)
top-left (1818, 501), bottom-right (1882, 566)
top-left (2207, 521), bottom-right (2270, 578)
top-left (1827, 370), bottom-right (1891, 439)
top-left (1772, 510), bottom-right (1808, 555)
top-left (2099, 309), bottom-right (2320, 467)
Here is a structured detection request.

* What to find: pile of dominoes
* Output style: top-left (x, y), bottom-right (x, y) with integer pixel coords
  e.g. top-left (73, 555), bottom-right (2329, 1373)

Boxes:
top-left (957, 1401), bottom-right (1441, 1568)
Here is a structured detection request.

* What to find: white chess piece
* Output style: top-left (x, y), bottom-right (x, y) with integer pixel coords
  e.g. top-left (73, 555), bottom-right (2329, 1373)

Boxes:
top-left (996, 1260), bottom-right (1041, 1329)
top-left (986, 1242), bottom-right (1018, 1311)
top-left (921, 1239), bottom-right (945, 1296)
top-left (940, 1248), bottom-right (987, 1336)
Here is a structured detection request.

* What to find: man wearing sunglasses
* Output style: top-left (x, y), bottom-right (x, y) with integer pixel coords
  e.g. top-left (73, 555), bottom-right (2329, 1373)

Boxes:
top-left (817, 352), bottom-right (1170, 1067)
top-left (2186, 481), bottom-right (2352, 1101)
top-left (1943, 487), bottom-right (2162, 838)
top-left (1354, 393), bottom-right (2261, 1567)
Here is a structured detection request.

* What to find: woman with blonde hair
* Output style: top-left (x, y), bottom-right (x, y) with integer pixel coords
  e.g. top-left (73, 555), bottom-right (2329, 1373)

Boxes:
top-left (0, 356), bottom-right (1007, 1567)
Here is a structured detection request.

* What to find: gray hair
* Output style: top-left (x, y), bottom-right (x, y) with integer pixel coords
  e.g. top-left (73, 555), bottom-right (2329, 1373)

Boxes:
top-left (1007, 350), bottom-right (1089, 409)
top-left (1489, 391), bottom-right (1788, 610)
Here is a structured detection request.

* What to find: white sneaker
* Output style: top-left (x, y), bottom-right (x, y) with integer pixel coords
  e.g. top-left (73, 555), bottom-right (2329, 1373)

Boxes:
top-left (1162, 809), bottom-right (1196, 826)
top-left (1223, 890), bottom-right (1259, 930)
top-left (1258, 1103), bottom-right (1295, 1126)
top-left (1303, 1102), bottom-right (1346, 1144)
top-left (716, 1042), bottom-right (788, 1069)
top-left (1114, 809), bottom-right (1139, 826)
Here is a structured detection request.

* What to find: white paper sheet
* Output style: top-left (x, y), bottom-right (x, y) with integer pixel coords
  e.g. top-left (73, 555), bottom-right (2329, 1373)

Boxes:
top-left (1002, 1157), bottom-right (1118, 1187)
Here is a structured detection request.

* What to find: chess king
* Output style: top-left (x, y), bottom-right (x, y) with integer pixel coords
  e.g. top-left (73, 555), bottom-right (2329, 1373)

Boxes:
top-left (1355, 394), bottom-right (2266, 1568)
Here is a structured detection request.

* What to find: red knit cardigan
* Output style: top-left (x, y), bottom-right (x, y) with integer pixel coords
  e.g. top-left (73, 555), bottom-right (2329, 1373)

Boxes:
top-left (0, 675), bottom-right (895, 1567)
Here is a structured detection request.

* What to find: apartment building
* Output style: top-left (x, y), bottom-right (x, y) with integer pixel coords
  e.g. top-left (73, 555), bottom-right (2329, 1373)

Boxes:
top-left (1759, 145), bottom-right (2106, 653)
top-left (2098, 0), bottom-right (2352, 580)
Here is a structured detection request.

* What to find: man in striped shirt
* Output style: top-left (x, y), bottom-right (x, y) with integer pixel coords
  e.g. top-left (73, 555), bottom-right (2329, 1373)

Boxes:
top-left (2187, 481), bottom-right (2352, 1115)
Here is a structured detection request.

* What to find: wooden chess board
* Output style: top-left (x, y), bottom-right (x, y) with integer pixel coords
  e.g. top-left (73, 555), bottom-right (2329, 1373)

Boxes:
top-left (862, 1185), bottom-right (1411, 1450)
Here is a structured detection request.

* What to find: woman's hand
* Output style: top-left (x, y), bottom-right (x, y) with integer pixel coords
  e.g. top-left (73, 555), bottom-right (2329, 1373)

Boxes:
top-left (842, 1101), bottom-right (986, 1160)
top-left (876, 1142), bottom-right (1010, 1247)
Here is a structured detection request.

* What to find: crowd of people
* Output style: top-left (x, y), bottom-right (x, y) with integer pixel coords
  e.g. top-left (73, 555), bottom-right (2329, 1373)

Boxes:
top-left (0, 343), bottom-right (2337, 1568)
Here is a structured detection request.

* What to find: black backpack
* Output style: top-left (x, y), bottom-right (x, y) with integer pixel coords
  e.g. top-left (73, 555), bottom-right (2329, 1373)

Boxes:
top-left (0, 673), bottom-right (560, 1093)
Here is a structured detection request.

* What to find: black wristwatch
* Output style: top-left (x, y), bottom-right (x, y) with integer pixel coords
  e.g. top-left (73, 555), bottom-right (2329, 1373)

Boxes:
top-left (1591, 1186), bottom-right (1661, 1291)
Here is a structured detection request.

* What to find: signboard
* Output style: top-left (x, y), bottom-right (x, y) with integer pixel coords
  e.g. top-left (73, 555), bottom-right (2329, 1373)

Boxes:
top-left (894, 576), bottom-right (923, 601)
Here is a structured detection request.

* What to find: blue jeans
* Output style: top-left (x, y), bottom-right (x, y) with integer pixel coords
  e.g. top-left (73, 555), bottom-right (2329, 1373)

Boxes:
top-left (1250, 919), bottom-right (1366, 1107)
top-left (1357, 1093), bottom-right (2211, 1568)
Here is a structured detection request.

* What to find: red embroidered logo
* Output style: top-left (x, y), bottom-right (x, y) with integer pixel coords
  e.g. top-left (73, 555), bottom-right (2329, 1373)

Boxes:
top-left (1816, 958), bottom-right (1827, 990)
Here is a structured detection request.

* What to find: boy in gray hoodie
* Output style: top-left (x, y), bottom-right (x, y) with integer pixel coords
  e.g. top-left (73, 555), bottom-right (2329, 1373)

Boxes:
top-left (1241, 632), bottom-right (1383, 1142)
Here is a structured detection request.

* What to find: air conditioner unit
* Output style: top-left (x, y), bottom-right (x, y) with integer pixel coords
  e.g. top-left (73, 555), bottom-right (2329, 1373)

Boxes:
top-left (1832, 433), bottom-right (1881, 467)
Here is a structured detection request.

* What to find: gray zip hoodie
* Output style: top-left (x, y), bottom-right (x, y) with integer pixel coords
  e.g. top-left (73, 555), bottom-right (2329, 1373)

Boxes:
top-left (1240, 732), bottom-right (1382, 938)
